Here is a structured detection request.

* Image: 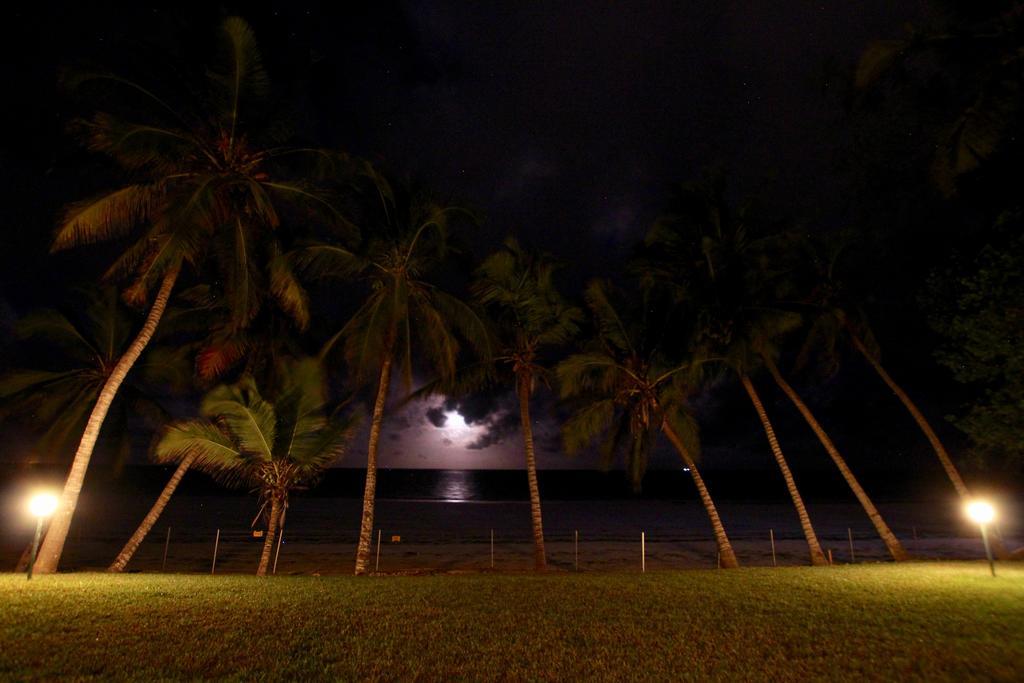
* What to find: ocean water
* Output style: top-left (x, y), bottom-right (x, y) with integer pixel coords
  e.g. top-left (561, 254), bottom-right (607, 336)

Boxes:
top-left (1, 467), bottom-right (1019, 573)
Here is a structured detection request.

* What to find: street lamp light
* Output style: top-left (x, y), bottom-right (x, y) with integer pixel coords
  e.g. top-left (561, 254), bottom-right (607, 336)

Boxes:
top-left (26, 492), bottom-right (58, 580)
top-left (965, 500), bottom-right (997, 577)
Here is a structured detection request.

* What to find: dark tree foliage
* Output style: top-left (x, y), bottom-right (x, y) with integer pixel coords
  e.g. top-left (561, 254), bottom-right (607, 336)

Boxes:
top-left (926, 219), bottom-right (1024, 468)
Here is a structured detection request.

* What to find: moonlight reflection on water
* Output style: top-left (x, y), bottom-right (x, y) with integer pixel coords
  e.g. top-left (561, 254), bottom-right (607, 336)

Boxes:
top-left (435, 469), bottom-right (479, 502)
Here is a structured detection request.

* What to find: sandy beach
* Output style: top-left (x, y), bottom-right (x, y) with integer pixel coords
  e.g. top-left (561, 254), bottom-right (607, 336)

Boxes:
top-left (6, 494), bottom-right (1018, 574)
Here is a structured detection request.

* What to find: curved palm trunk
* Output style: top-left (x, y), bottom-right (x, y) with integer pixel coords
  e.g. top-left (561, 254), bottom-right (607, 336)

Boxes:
top-left (354, 353), bottom-right (393, 575)
top-left (847, 331), bottom-right (1011, 559)
top-left (661, 422), bottom-right (739, 568)
top-left (516, 373), bottom-right (547, 571)
top-left (762, 356), bottom-right (908, 562)
top-left (257, 496), bottom-right (282, 576)
top-left (741, 374), bottom-right (828, 566)
top-left (34, 266), bottom-right (180, 574)
top-left (847, 331), bottom-right (970, 498)
top-left (108, 452), bottom-right (196, 572)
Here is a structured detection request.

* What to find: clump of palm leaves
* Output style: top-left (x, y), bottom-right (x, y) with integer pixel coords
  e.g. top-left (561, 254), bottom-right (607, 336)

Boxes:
top-left (470, 235), bottom-right (582, 570)
top-left (35, 15), bottom-right (353, 573)
top-left (0, 286), bottom-right (195, 468)
top-left (120, 357), bottom-right (357, 575)
top-left (558, 280), bottom-right (740, 568)
top-left (299, 169), bottom-right (490, 574)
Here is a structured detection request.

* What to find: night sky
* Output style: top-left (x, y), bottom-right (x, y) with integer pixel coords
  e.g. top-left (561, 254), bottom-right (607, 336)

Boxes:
top-left (2, 1), bottom-right (963, 476)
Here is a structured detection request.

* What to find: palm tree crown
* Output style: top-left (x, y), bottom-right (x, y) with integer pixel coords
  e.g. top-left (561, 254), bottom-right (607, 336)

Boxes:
top-left (301, 169), bottom-right (490, 574)
top-left (558, 281), bottom-right (701, 486)
top-left (54, 16), bottom-right (348, 328)
top-left (156, 357), bottom-right (356, 574)
top-left (558, 280), bottom-right (739, 567)
top-left (470, 235), bottom-right (581, 570)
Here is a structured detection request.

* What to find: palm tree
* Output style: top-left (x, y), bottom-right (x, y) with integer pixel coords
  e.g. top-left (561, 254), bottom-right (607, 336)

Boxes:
top-left (733, 330), bottom-right (829, 567)
top-left (759, 352), bottom-right (909, 561)
top-left (797, 236), bottom-right (975, 501)
top-left (183, 283), bottom-right (313, 389)
top-left (558, 281), bottom-right (740, 568)
top-left (111, 358), bottom-right (355, 575)
top-left (0, 287), bottom-right (193, 468)
top-left (471, 236), bottom-right (582, 570)
top-left (700, 218), bottom-right (905, 563)
top-left (644, 175), bottom-right (827, 566)
top-left (302, 170), bottom-right (490, 574)
top-left (34, 17), bottom-right (348, 573)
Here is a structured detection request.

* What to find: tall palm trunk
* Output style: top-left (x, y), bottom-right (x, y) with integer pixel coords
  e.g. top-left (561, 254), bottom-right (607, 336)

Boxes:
top-left (846, 330), bottom-right (970, 498)
top-left (847, 330), bottom-right (1010, 559)
top-left (354, 352), bottom-right (393, 575)
top-left (661, 422), bottom-right (739, 568)
top-left (762, 355), bottom-right (908, 562)
top-left (741, 374), bottom-right (828, 566)
top-left (108, 452), bottom-right (197, 572)
top-left (516, 372), bottom-right (547, 571)
top-left (257, 495), bottom-right (282, 576)
top-left (34, 266), bottom-right (180, 574)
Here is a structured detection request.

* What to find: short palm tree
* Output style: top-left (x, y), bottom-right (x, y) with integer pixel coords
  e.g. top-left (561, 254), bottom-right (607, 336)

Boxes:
top-left (471, 236), bottom-right (582, 570)
top-left (558, 281), bottom-right (739, 568)
top-left (35, 17), bottom-right (348, 573)
top-left (303, 170), bottom-right (490, 574)
top-left (111, 358), bottom-right (356, 575)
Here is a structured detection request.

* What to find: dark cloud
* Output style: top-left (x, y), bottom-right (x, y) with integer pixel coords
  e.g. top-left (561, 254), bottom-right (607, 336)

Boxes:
top-left (439, 393), bottom-right (497, 426)
top-left (425, 407), bottom-right (447, 428)
top-left (390, 415), bottom-right (413, 431)
top-left (466, 410), bottom-right (520, 450)
top-left (436, 389), bottom-right (522, 450)
top-left (441, 438), bottom-right (453, 446)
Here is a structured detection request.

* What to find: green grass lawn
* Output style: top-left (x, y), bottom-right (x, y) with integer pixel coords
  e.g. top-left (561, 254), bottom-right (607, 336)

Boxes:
top-left (1, 563), bottom-right (1022, 681)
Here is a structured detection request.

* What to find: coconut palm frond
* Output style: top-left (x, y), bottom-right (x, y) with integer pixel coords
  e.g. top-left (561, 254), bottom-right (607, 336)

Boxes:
top-left (664, 404), bottom-right (701, 462)
top-left (14, 310), bottom-right (101, 362)
top-left (263, 181), bottom-right (358, 242)
top-left (0, 369), bottom-right (92, 402)
top-left (597, 410), bottom-right (632, 471)
top-left (268, 247), bottom-right (310, 331)
top-left (289, 242), bottom-right (364, 281)
top-left (626, 423), bottom-right (656, 491)
top-left (407, 292), bottom-right (460, 389)
top-left (52, 184), bottom-right (163, 252)
top-left (207, 386), bottom-right (276, 462)
top-left (80, 113), bottom-right (195, 173)
top-left (337, 288), bottom-right (394, 379)
top-left (154, 419), bottom-right (240, 468)
top-left (562, 398), bottom-right (616, 454)
top-left (196, 335), bottom-right (251, 384)
top-left (583, 280), bottom-right (635, 356)
top-left (556, 352), bottom-right (624, 399)
top-left (428, 290), bottom-right (493, 365)
top-left (209, 15), bottom-right (270, 146)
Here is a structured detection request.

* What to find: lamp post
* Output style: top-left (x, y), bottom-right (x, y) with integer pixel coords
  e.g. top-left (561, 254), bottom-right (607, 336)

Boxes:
top-left (965, 500), bottom-right (997, 577)
top-left (26, 492), bottom-right (58, 580)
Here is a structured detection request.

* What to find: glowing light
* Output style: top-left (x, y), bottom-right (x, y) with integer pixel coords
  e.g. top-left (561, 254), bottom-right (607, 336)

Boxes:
top-left (681, 467), bottom-right (691, 473)
top-left (966, 500), bottom-right (996, 525)
top-left (443, 411), bottom-right (472, 435)
top-left (28, 492), bottom-right (58, 518)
